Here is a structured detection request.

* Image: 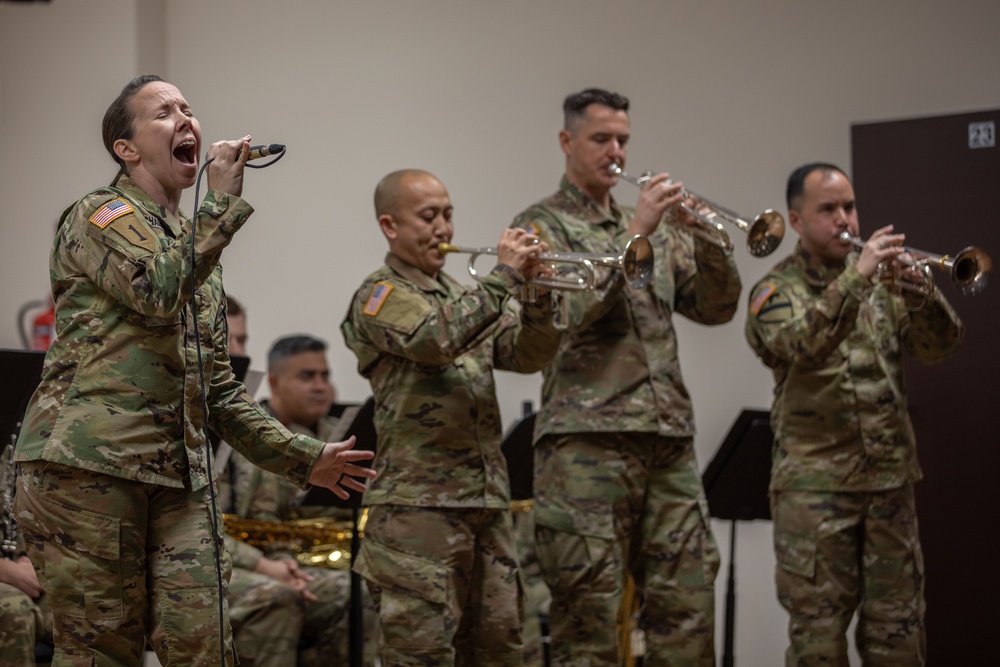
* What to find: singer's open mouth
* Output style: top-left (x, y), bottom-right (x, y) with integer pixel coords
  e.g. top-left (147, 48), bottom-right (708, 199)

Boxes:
top-left (174, 140), bottom-right (197, 166)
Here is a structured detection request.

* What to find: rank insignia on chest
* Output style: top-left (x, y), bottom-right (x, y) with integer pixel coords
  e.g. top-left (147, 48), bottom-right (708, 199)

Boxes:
top-left (363, 281), bottom-right (394, 316)
top-left (89, 198), bottom-right (134, 229)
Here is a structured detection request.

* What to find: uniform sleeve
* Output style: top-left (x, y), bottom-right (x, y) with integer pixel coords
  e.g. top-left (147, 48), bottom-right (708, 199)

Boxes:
top-left (341, 267), bottom-right (519, 376)
top-left (511, 206), bottom-right (625, 332)
top-left (901, 289), bottom-right (965, 363)
top-left (225, 534), bottom-right (264, 571)
top-left (672, 229), bottom-right (743, 325)
top-left (493, 295), bottom-right (562, 374)
top-left (745, 265), bottom-right (872, 369)
top-left (65, 189), bottom-right (252, 318)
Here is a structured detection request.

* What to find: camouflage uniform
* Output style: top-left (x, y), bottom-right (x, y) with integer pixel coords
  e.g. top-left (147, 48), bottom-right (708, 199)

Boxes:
top-left (745, 242), bottom-right (964, 666)
top-left (13, 175), bottom-right (327, 666)
top-left (0, 580), bottom-right (52, 665)
top-left (341, 252), bottom-right (561, 666)
top-left (1, 443), bottom-right (53, 666)
top-left (512, 177), bottom-right (740, 666)
top-left (222, 402), bottom-right (376, 666)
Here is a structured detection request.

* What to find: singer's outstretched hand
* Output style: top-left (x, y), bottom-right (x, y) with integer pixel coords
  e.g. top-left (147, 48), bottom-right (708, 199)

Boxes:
top-left (206, 134), bottom-right (251, 197)
top-left (308, 435), bottom-right (377, 499)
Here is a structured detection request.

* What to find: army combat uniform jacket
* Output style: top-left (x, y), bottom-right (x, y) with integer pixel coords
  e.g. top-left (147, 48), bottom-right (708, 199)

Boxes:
top-left (512, 177), bottom-right (742, 440)
top-left (341, 252), bottom-right (561, 510)
top-left (16, 176), bottom-right (325, 490)
top-left (745, 242), bottom-right (964, 492)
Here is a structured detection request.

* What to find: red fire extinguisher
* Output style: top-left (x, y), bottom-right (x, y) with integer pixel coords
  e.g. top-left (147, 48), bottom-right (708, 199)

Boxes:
top-left (32, 301), bottom-right (55, 350)
top-left (18, 298), bottom-right (55, 351)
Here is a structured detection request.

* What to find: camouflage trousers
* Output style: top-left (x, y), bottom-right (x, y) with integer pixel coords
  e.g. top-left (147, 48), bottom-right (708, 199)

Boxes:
top-left (0, 579), bottom-right (52, 665)
top-left (230, 560), bottom-right (374, 667)
top-left (513, 509), bottom-right (551, 667)
top-left (354, 505), bottom-right (524, 666)
top-left (14, 461), bottom-right (235, 666)
top-left (533, 433), bottom-right (719, 667)
top-left (228, 567), bottom-right (305, 667)
top-left (771, 487), bottom-right (926, 667)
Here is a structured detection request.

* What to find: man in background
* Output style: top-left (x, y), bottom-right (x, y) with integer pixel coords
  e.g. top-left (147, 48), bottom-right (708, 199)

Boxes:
top-left (221, 324), bottom-right (374, 666)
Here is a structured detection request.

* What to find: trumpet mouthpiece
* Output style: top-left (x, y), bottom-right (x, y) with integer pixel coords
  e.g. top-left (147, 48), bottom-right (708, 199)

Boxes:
top-left (437, 242), bottom-right (459, 254)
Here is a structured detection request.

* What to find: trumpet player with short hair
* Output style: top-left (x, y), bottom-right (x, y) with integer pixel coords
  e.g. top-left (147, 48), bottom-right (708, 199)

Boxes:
top-left (745, 162), bottom-right (964, 665)
top-left (341, 169), bottom-right (561, 666)
top-left (510, 87), bottom-right (741, 666)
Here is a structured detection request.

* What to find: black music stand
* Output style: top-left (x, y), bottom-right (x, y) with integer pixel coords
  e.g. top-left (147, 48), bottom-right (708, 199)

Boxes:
top-left (701, 409), bottom-right (774, 667)
top-left (0, 349), bottom-right (46, 448)
top-left (500, 406), bottom-right (553, 666)
top-left (501, 406), bottom-right (536, 503)
top-left (300, 396), bottom-right (376, 667)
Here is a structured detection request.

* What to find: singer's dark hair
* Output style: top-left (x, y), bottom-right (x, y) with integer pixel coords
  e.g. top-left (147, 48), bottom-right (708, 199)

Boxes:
top-left (786, 162), bottom-right (848, 210)
top-left (102, 74), bottom-right (164, 175)
top-left (563, 88), bottom-right (629, 134)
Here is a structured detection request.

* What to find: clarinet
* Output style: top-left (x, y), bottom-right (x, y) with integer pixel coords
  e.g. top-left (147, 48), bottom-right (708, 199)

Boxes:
top-left (1, 430), bottom-right (18, 559)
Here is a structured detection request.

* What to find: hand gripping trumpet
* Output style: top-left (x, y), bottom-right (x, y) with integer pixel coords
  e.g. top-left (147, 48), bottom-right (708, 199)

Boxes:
top-left (438, 234), bottom-right (654, 293)
top-left (608, 163), bottom-right (785, 257)
top-left (839, 231), bottom-right (992, 297)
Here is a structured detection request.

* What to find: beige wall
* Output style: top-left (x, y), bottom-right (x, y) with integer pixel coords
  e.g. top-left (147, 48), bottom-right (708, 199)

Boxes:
top-left (3, 0), bottom-right (999, 663)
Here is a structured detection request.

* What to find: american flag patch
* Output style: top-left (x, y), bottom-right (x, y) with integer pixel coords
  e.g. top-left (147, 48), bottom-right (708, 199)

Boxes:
top-left (363, 282), bottom-right (394, 316)
top-left (749, 282), bottom-right (777, 315)
top-left (89, 198), bottom-right (134, 229)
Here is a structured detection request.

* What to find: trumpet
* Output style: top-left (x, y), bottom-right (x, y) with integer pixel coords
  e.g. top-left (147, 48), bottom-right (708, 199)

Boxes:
top-left (608, 163), bottom-right (785, 257)
top-left (438, 234), bottom-right (654, 292)
top-left (839, 231), bottom-right (992, 297)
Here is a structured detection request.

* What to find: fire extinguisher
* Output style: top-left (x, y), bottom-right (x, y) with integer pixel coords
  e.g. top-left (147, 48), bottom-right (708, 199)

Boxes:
top-left (18, 298), bottom-right (55, 351)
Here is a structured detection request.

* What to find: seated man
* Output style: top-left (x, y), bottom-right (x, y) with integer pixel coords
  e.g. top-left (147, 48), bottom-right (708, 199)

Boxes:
top-left (223, 333), bottom-right (375, 666)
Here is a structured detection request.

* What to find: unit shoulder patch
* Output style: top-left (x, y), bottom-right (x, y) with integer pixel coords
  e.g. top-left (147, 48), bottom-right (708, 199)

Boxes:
top-left (107, 213), bottom-right (157, 252)
top-left (750, 281), bottom-right (794, 323)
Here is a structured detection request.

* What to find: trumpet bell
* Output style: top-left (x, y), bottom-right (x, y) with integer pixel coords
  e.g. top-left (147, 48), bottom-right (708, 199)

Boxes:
top-left (952, 246), bottom-right (992, 296)
top-left (621, 234), bottom-right (654, 290)
top-left (748, 210), bottom-right (785, 257)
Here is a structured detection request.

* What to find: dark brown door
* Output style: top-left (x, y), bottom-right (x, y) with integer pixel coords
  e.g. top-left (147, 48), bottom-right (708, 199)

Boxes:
top-left (852, 109), bottom-right (1000, 664)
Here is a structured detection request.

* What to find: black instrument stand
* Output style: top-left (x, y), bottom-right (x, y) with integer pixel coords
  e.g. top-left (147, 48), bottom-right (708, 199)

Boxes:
top-left (701, 409), bottom-right (774, 667)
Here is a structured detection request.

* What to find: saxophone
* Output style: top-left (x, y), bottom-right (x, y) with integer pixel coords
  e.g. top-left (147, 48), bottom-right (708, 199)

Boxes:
top-left (222, 513), bottom-right (362, 570)
top-left (1, 434), bottom-right (18, 560)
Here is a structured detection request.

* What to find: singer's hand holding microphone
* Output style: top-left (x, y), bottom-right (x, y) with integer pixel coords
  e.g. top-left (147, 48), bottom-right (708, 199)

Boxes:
top-left (205, 136), bottom-right (286, 197)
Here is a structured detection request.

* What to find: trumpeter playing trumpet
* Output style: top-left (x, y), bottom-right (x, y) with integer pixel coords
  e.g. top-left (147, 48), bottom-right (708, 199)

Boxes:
top-left (510, 87), bottom-right (742, 666)
top-left (745, 162), bottom-right (965, 665)
top-left (341, 169), bottom-right (563, 666)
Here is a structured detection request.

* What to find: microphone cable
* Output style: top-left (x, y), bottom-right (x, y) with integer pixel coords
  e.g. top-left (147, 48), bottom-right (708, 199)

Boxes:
top-left (188, 145), bottom-right (284, 666)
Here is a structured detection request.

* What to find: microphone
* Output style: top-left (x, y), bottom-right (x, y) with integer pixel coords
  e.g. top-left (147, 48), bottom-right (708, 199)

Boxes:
top-left (246, 143), bottom-right (285, 161)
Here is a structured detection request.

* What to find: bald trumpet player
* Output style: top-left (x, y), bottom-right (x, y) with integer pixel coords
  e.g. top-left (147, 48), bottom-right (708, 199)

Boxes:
top-left (745, 162), bottom-right (965, 666)
top-left (341, 169), bottom-right (565, 666)
top-left (510, 87), bottom-right (742, 666)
